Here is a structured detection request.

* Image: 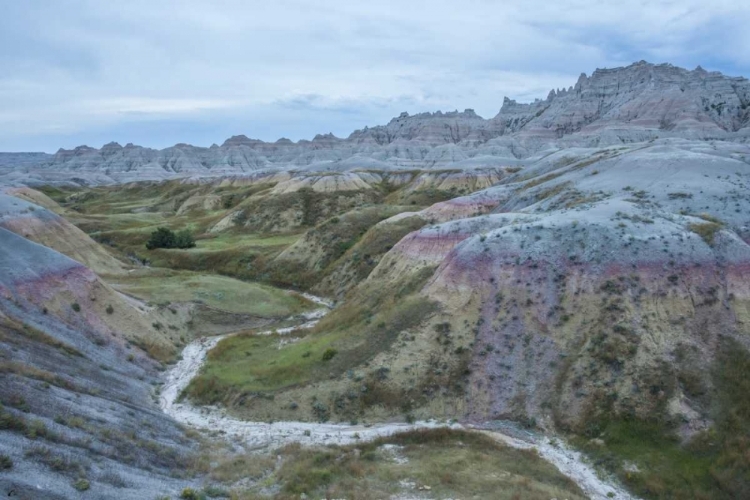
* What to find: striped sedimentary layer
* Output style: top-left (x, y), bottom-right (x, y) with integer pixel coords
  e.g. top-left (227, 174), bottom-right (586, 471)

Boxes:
top-left (424, 207), bottom-right (750, 431)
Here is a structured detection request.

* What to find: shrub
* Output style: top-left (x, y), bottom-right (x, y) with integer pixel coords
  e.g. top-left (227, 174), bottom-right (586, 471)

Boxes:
top-left (146, 227), bottom-right (175, 249)
top-left (222, 194), bottom-right (237, 209)
top-left (0, 454), bottom-right (12, 470)
top-left (174, 229), bottom-right (196, 249)
top-left (146, 227), bottom-right (196, 250)
top-left (321, 348), bottom-right (338, 361)
top-left (180, 487), bottom-right (201, 499)
top-left (73, 478), bottom-right (90, 491)
top-left (71, 302), bottom-right (81, 312)
top-left (105, 304), bottom-right (114, 314)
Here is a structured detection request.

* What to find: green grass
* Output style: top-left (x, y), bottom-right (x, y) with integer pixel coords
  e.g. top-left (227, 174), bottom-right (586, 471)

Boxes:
top-left (688, 221), bottom-right (723, 246)
top-left (186, 297), bottom-right (422, 399)
top-left (110, 269), bottom-right (312, 317)
top-left (186, 270), bottom-right (438, 408)
top-left (575, 336), bottom-right (750, 500)
top-left (194, 232), bottom-right (301, 252)
top-left (575, 419), bottom-right (716, 498)
top-left (270, 429), bottom-right (585, 499)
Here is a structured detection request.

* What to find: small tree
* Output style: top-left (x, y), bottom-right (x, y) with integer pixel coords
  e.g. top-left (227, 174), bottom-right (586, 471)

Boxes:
top-left (222, 194), bottom-right (237, 209)
top-left (145, 227), bottom-right (176, 250)
top-left (174, 229), bottom-right (196, 249)
top-left (145, 227), bottom-right (195, 250)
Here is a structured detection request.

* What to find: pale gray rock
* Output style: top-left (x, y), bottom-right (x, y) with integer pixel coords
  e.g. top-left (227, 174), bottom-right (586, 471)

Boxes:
top-left (2, 61), bottom-right (750, 186)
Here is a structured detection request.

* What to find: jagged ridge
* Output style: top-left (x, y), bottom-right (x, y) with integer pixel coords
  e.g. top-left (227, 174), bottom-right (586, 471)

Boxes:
top-left (2, 61), bottom-right (750, 186)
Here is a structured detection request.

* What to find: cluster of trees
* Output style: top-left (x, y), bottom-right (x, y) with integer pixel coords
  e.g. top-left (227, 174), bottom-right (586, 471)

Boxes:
top-left (145, 227), bottom-right (196, 250)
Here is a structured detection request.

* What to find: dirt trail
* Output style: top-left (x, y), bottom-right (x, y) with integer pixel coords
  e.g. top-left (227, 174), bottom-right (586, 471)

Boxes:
top-left (159, 291), bottom-right (637, 500)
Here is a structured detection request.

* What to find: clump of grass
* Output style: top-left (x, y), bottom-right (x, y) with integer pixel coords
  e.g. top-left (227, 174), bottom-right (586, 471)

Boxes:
top-left (180, 487), bottom-right (202, 500)
top-left (24, 446), bottom-right (88, 478)
top-left (668, 192), bottom-right (693, 199)
top-left (696, 213), bottom-right (723, 224)
top-left (688, 222), bottom-right (722, 246)
top-left (16, 323), bottom-right (83, 357)
top-left (0, 403), bottom-right (28, 433)
top-left (72, 478), bottom-right (90, 491)
top-left (202, 485), bottom-right (230, 498)
top-left (0, 361), bottom-right (86, 393)
top-left (209, 454), bottom-right (275, 483)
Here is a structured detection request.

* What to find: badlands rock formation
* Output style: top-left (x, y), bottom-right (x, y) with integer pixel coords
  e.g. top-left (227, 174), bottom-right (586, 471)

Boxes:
top-left (2, 61), bottom-right (749, 186)
top-left (0, 220), bottom-right (197, 499)
top-left (351, 138), bottom-right (750, 433)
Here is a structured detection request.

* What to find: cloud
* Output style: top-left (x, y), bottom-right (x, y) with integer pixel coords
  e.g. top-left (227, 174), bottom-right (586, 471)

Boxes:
top-left (1, 0), bottom-right (749, 151)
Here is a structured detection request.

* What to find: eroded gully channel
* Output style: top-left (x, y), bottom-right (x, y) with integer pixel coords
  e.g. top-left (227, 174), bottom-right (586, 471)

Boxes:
top-left (159, 292), bottom-right (637, 500)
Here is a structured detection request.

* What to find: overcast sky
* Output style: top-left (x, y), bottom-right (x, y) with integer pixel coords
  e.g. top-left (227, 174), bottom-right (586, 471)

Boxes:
top-left (2, 0), bottom-right (749, 152)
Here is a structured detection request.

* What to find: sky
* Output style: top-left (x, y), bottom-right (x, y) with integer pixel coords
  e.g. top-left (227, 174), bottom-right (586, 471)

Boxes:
top-left (2, 0), bottom-right (750, 152)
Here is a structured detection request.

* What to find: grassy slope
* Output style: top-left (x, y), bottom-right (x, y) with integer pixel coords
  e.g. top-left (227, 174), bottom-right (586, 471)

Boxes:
top-left (185, 270), bottom-right (439, 411)
top-left (108, 269), bottom-right (311, 317)
top-left (202, 428), bottom-right (585, 500)
top-left (43, 180), bottom-right (438, 296)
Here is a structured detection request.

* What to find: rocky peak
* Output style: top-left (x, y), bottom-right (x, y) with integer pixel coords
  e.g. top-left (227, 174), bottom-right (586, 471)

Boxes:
top-left (312, 132), bottom-right (339, 142)
top-left (100, 142), bottom-right (123, 158)
top-left (221, 135), bottom-right (264, 147)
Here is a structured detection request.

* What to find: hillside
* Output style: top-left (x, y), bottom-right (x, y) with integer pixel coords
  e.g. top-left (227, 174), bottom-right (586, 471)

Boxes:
top-left (0, 185), bottom-right (601, 500)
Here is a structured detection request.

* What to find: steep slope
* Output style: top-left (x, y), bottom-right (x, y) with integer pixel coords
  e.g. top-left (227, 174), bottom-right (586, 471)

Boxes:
top-left (0, 191), bottom-right (129, 275)
top-left (0, 228), bottom-right (199, 499)
top-left (0, 224), bottom-right (180, 361)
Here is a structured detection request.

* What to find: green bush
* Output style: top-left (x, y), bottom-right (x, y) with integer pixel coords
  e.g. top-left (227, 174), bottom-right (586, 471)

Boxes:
top-left (73, 478), bottom-right (90, 491)
top-left (0, 454), bottom-right (12, 470)
top-left (105, 304), bottom-right (114, 314)
top-left (146, 227), bottom-right (196, 250)
top-left (321, 348), bottom-right (338, 361)
top-left (222, 194), bottom-right (237, 209)
top-left (71, 302), bottom-right (81, 312)
top-left (179, 488), bottom-right (204, 500)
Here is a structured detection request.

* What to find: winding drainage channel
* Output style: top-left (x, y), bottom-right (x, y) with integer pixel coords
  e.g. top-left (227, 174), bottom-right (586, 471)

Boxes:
top-left (159, 292), bottom-right (637, 500)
